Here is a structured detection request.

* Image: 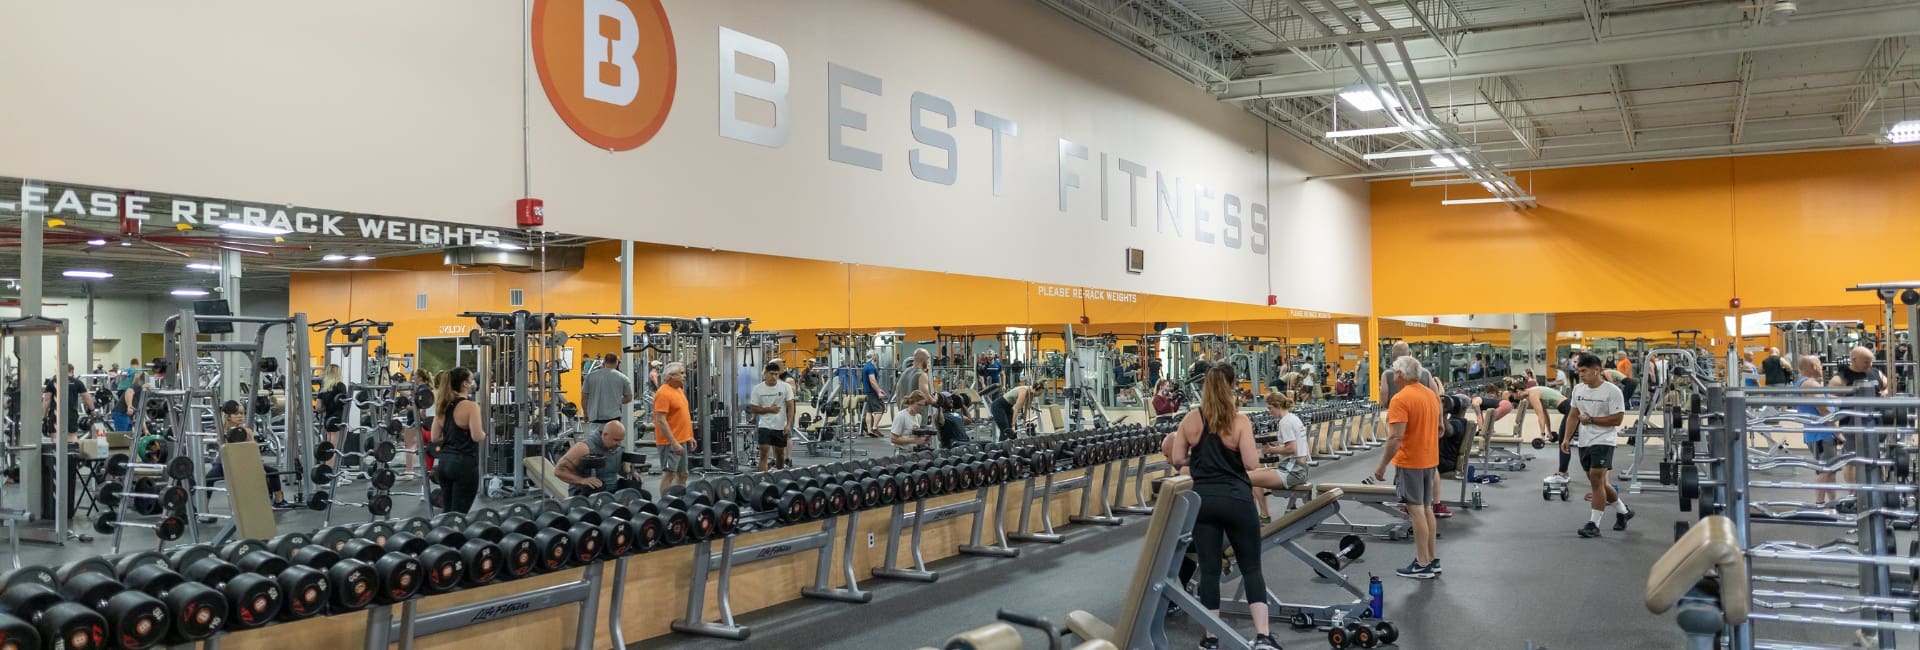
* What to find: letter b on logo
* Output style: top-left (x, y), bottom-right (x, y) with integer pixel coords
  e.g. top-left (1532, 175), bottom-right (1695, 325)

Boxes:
top-left (533, 0), bottom-right (677, 151)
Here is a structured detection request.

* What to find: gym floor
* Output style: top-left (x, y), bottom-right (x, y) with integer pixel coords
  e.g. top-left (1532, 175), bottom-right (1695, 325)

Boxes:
top-left (6, 411), bottom-right (1909, 648)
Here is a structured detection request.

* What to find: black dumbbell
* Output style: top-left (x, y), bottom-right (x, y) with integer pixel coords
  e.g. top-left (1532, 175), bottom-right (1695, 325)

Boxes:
top-left (265, 532), bottom-right (311, 558)
top-left (354, 521), bottom-right (396, 547)
top-left (1315, 535), bottom-right (1368, 571)
top-left (384, 531), bottom-right (429, 556)
top-left (496, 532), bottom-right (537, 581)
top-left (532, 525), bottom-right (575, 573)
top-left (53, 558), bottom-right (113, 586)
top-left (424, 526), bottom-right (467, 551)
top-left (232, 551), bottom-right (326, 622)
top-left (463, 519), bottom-right (505, 545)
top-left (59, 570), bottom-right (171, 649)
top-left (123, 563), bottom-right (228, 643)
top-left (0, 582), bottom-right (104, 650)
top-left (417, 544), bottom-right (465, 595)
top-left (179, 557), bottom-right (281, 630)
top-left (461, 537), bottom-right (505, 587)
top-left (566, 521), bottom-right (605, 565)
top-left (114, 551), bottom-right (172, 581)
top-left (289, 545), bottom-right (377, 613)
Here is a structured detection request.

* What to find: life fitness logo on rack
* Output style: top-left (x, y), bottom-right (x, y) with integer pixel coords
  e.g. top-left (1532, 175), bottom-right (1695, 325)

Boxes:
top-left (531, 0), bottom-right (677, 151)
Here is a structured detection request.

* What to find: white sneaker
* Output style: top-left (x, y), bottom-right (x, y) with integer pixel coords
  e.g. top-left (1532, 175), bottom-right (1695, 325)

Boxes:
top-left (1545, 474), bottom-right (1570, 485)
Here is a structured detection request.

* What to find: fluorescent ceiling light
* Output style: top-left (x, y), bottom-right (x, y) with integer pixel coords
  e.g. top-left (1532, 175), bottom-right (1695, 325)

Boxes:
top-left (1324, 126), bottom-right (1420, 138)
top-left (1338, 85), bottom-right (1400, 112)
top-left (1888, 119), bottom-right (1920, 144)
top-left (86, 239), bottom-right (107, 246)
top-left (322, 254), bottom-right (348, 262)
top-left (63, 270), bottom-right (113, 279)
top-left (186, 263), bottom-right (220, 271)
top-left (349, 255), bottom-right (374, 262)
top-left (170, 289), bottom-right (210, 297)
top-left (1362, 149), bottom-right (1440, 161)
top-left (1428, 154), bottom-right (1470, 169)
top-left (218, 222), bottom-right (291, 236)
top-left (1441, 196), bottom-right (1536, 205)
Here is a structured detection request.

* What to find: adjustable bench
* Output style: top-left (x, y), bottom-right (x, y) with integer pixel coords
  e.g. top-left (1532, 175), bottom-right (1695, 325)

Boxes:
top-left (1274, 482), bottom-right (1411, 541)
top-left (1644, 516), bottom-right (1746, 650)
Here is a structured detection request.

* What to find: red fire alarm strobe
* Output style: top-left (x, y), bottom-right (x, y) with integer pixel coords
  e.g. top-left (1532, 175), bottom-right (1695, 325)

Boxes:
top-left (1729, 297), bottom-right (1742, 309)
top-left (516, 198), bottom-right (545, 228)
top-left (1267, 294), bottom-right (1277, 306)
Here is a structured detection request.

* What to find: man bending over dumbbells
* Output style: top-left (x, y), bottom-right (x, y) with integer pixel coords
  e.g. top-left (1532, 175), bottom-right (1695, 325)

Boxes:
top-left (555, 419), bottom-right (642, 495)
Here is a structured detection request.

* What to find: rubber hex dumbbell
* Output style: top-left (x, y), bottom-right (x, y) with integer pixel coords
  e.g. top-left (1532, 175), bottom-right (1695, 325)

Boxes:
top-left (288, 545), bottom-right (378, 613)
top-left (123, 563), bottom-right (228, 643)
top-left (179, 557), bottom-right (281, 630)
top-left (529, 514), bottom-right (576, 573)
top-left (0, 582), bottom-right (106, 650)
top-left (232, 550), bottom-right (326, 622)
top-left (416, 542), bottom-right (466, 595)
top-left (59, 570), bottom-right (172, 649)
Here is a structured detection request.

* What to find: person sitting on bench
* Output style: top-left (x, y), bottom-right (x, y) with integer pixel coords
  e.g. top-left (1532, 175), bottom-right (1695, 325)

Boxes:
top-left (207, 400), bottom-right (292, 510)
top-left (1148, 380), bottom-right (1178, 421)
top-left (555, 419), bottom-right (643, 496)
top-left (1253, 392), bottom-right (1310, 523)
top-left (1160, 363), bottom-right (1282, 650)
top-left (890, 391), bottom-right (936, 451)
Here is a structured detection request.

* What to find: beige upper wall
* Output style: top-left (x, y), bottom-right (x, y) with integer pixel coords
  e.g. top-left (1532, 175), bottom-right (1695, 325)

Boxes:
top-left (0, 0), bottom-right (1371, 315)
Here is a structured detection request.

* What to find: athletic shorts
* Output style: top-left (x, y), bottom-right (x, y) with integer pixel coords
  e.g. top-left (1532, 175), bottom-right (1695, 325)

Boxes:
top-left (1809, 438), bottom-right (1839, 463)
top-left (1579, 445), bottom-right (1615, 471)
top-left (863, 396), bottom-right (886, 414)
top-left (1393, 466), bottom-right (1437, 506)
top-left (756, 427), bottom-right (789, 448)
top-left (659, 444), bottom-right (690, 472)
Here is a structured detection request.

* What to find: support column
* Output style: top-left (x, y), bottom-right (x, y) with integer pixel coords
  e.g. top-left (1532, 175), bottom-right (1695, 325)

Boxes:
top-left (220, 250), bottom-right (244, 401)
top-left (19, 200), bottom-right (45, 518)
top-left (84, 284), bottom-right (95, 375)
top-left (619, 240), bottom-right (635, 455)
top-left (1365, 316), bottom-right (1380, 402)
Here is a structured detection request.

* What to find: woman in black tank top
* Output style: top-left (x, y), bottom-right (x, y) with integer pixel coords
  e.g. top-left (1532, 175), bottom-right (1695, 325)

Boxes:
top-left (430, 367), bottom-right (484, 514)
top-left (1163, 364), bottom-right (1281, 650)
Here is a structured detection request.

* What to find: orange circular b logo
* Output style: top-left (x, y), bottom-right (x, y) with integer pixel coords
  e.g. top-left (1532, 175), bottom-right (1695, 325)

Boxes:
top-left (532, 0), bottom-right (677, 151)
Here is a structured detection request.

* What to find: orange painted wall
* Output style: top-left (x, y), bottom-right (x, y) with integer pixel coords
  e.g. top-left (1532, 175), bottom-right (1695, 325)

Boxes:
top-left (1371, 148), bottom-right (1920, 317)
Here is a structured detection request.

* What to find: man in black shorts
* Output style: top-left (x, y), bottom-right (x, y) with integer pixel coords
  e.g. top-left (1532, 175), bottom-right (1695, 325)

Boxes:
top-left (1567, 353), bottom-right (1630, 538)
top-left (748, 362), bottom-right (796, 471)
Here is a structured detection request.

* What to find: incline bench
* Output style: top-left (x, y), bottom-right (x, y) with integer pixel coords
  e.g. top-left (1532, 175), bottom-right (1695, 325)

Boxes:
top-left (1273, 482), bottom-right (1411, 541)
top-left (1644, 515), bottom-right (1747, 650)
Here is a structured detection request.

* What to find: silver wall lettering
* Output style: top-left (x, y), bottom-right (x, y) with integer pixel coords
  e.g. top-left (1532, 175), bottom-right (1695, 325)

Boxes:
top-left (827, 63), bottom-right (884, 171)
top-left (1057, 139), bottom-right (1087, 212)
top-left (908, 91), bottom-right (957, 185)
top-left (972, 111), bottom-right (1016, 197)
top-left (1221, 194), bottom-right (1243, 249)
top-left (1116, 158), bottom-right (1146, 227)
top-left (1155, 172), bottom-right (1182, 236)
top-left (1192, 184), bottom-right (1215, 244)
top-left (1250, 202), bottom-right (1269, 254)
top-left (1098, 153), bottom-right (1109, 221)
top-left (717, 27), bottom-right (791, 148)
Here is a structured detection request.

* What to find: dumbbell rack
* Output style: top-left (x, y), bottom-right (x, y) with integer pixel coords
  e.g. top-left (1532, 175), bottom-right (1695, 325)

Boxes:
top-left (99, 453), bottom-right (199, 553)
top-left (872, 484), bottom-right (1020, 582)
top-left (308, 441), bottom-right (401, 526)
top-left (672, 509), bottom-right (872, 640)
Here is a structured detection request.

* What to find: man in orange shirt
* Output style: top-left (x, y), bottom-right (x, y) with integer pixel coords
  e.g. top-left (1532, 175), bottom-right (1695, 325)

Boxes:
top-left (1375, 355), bottom-right (1441, 579)
top-left (653, 362), bottom-right (694, 491)
top-left (1614, 351), bottom-right (1632, 378)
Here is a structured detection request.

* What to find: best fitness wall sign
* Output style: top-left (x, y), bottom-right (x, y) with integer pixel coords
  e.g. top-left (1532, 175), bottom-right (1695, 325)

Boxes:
top-left (531, 0), bottom-right (1272, 257)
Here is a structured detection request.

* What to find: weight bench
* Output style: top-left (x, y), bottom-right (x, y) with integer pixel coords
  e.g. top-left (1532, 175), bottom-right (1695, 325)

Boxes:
top-left (1644, 516), bottom-right (1746, 650)
top-left (1275, 482), bottom-right (1410, 541)
top-left (1218, 489), bottom-right (1374, 628)
top-left (523, 456), bottom-right (570, 501)
top-left (918, 622), bottom-right (1116, 650)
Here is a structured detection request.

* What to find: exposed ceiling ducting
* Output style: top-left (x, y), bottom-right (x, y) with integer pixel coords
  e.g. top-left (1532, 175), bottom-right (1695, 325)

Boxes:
top-left (443, 245), bottom-right (585, 272)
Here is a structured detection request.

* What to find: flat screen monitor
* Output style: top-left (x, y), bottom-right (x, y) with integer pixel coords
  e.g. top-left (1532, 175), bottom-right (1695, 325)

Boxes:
top-left (192, 299), bottom-right (234, 334)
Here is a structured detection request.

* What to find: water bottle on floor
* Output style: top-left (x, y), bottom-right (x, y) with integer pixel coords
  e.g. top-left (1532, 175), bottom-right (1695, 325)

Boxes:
top-left (1368, 574), bottom-right (1383, 618)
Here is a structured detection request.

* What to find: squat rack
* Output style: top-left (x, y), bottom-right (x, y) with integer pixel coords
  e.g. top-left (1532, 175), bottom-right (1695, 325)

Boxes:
top-left (0, 316), bottom-right (74, 547)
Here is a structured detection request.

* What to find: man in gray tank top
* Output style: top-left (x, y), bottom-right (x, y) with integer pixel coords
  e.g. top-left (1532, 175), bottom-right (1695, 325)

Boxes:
top-left (555, 419), bottom-right (637, 495)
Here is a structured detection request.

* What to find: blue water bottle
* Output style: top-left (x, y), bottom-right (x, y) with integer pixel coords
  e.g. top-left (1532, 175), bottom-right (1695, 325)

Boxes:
top-left (1368, 574), bottom-right (1384, 619)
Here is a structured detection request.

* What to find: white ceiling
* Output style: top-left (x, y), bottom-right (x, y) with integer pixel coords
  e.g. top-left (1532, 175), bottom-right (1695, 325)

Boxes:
top-left (1040, 0), bottom-right (1920, 179)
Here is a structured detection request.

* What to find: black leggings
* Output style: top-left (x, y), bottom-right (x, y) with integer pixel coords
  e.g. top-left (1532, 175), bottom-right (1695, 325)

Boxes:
top-left (436, 454), bottom-right (481, 514)
top-left (1193, 494), bottom-right (1266, 609)
top-left (991, 398), bottom-right (1016, 440)
top-left (1556, 410), bottom-right (1576, 473)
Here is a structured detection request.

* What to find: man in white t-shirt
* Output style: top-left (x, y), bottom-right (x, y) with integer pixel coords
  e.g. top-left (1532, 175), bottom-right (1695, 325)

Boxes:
top-left (1567, 352), bottom-right (1631, 538)
top-left (747, 361), bottom-right (796, 471)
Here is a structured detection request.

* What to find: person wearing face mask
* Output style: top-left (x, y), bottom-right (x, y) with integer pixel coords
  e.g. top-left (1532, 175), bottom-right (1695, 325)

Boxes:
top-left (429, 367), bottom-right (486, 514)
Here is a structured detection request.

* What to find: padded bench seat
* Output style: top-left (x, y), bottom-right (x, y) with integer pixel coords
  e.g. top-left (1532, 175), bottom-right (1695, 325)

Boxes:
top-left (1646, 515), bottom-right (1747, 623)
top-left (1278, 482), bottom-right (1397, 499)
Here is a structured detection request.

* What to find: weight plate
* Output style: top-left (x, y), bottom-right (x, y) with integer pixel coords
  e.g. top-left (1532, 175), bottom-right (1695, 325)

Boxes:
top-left (367, 493), bottom-right (394, 516)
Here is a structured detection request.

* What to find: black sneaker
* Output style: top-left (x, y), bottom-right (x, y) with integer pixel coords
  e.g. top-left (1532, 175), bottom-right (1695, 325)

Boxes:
top-left (1394, 560), bottom-right (1434, 579)
top-left (1614, 508), bottom-right (1634, 531)
top-left (1197, 636), bottom-right (1220, 650)
top-left (1428, 557), bottom-right (1442, 575)
top-left (1579, 522), bottom-right (1601, 538)
top-left (1252, 633), bottom-right (1282, 650)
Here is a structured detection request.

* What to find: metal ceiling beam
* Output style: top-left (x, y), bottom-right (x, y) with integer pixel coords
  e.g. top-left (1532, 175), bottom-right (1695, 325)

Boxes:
top-left (1732, 52), bottom-right (1755, 144)
top-left (1476, 76), bottom-right (1543, 158)
top-left (1401, 0), bottom-right (1455, 60)
top-left (1580, 0), bottom-right (1605, 42)
top-left (1038, 0), bottom-right (1235, 84)
top-left (1225, 0), bottom-right (1328, 72)
top-left (1607, 65), bottom-right (1636, 150)
top-left (1215, 2), bottom-right (1920, 101)
top-left (1842, 36), bottom-right (1914, 135)
top-left (1307, 133), bottom-right (1888, 180)
top-left (1240, 26), bottom-right (1429, 54)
